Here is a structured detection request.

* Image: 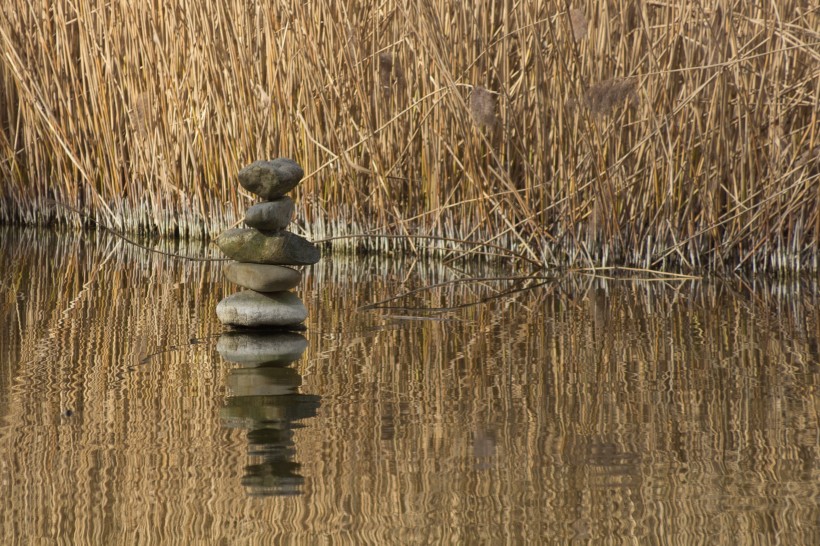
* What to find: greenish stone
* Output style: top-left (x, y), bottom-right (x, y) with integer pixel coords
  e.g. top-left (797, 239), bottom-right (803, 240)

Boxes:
top-left (216, 228), bottom-right (320, 265)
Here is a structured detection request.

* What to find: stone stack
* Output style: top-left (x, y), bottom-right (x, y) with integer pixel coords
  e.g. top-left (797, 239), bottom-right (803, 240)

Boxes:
top-left (215, 159), bottom-right (320, 329)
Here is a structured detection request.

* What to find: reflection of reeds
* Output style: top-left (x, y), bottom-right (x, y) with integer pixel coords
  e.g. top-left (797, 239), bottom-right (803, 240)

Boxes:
top-left (2, 230), bottom-right (820, 542)
top-left (0, 1), bottom-right (818, 271)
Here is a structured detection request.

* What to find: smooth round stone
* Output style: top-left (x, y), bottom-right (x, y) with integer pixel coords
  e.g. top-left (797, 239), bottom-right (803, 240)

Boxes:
top-left (216, 291), bottom-right (307, 328)
top-left (244, 197), bottom-right (294, 231)
top-left (224, 262), bottom-right (301, 292)
top-left (216, 228), bottom-right (320, 265)
top-left (238, 159), bottom-right (304, 200)
top-left (216, 331), bottom-right (308, 366)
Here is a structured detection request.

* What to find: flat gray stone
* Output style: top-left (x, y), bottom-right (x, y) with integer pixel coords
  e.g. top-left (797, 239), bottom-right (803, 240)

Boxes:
top-left (224, 262), bottom-right (301, 292)
top-left (216, 290), bottom-right (307, 327)
top-left (238, 159), bottom-right (304, 200)
top-left (217, 331), bottom-right (308, 366)
top-left (244, 197), bottom-right (295, 231)
top-left (216, 228), bottom-right (320, 265)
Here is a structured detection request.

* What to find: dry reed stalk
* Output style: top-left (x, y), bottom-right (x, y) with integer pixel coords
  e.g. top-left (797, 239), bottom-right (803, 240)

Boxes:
top-left (0, 0), bottom-right (817, 272)
top-left (584, 77), bottom-right (639, 114)
top-left (470, 86), bottom-right (497, 128)
top-left (569, 9), bottom-right (588, 42)
top-left (378, 52), bottom-right (405, 99)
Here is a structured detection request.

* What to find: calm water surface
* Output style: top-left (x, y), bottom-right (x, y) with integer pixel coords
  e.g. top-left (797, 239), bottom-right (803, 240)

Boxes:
top-left (1, 228), bottom-right (818, 544)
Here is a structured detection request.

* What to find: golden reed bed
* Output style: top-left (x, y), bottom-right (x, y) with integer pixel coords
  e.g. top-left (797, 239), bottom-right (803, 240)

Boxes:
top-left (0, 1), bottom-right (818, 272)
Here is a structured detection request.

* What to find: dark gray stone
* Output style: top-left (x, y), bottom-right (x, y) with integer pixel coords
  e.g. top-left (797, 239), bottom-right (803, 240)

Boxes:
top-left (216, 291), bottom-right (307, 327)
top-left (216, 228), bottom-right (320, 265)
top-left (224, 262), bottom-right (302, 292)
top-left (216, 331), bottom-right (308, 366)
top-left (244, 197), bottom-right (295, 231)
top-left (238, 159), bottom-right (304, 200)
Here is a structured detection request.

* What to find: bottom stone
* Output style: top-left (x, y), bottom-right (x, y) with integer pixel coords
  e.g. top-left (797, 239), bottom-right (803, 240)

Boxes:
top-left (216, 290), bottom-right (307, 328)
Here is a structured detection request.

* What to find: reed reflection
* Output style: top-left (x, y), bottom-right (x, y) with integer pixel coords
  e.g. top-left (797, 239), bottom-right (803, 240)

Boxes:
top-left (217, 331), bottom-right (320, 497)
top-left (3, 228), bottom-right (820, 543)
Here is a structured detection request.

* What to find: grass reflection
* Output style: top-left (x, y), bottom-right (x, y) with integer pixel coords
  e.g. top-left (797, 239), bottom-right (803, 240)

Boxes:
top-left (0, 228), bottom-right (818, 543)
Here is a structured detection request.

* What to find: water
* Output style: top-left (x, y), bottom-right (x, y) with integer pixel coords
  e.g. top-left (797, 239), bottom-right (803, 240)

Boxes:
top-left (1, 227), bottom-right (818, 543)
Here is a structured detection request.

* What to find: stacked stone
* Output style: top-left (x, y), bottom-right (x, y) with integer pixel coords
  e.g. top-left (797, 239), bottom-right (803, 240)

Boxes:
top-left (215, 159), bottom-right (320, 329)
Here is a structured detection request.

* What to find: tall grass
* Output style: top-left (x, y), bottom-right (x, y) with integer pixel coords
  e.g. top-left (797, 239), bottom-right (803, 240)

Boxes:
top-left (0, 1), bottom-right (818, 272)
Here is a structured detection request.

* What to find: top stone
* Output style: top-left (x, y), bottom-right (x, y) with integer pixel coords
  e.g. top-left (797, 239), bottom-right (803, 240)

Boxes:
top-left (238, 158), bottom-right (304, 200)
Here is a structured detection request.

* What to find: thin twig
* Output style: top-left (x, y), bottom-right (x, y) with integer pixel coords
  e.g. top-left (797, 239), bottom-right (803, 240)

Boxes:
top-left (368, 280), bottom-right (554, 313)
top-left (49, 200), bottom-right (228, 262)
top-left (316, 233), bottom-right (543, 267)
top-left (360, 275), bottom-right (555, 310)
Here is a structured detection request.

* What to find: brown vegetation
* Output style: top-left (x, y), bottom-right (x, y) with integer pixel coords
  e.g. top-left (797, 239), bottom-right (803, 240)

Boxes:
top-left (569, 8), bottom-right (588, 42)
top-left (470, 86), bottom-right (497, 128)
top-left (0, 1), bottom-right (818, 272)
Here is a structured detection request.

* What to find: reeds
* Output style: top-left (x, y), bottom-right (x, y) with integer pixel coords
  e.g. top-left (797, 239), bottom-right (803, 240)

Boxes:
top-left (470, 86), bottom-right (497, 128)
top-left (0, 1), bottom-right (818, 272)
top-left (569, 8), bottom-right (588, 42)
top-left (583, 78), bottom-right (638, 115)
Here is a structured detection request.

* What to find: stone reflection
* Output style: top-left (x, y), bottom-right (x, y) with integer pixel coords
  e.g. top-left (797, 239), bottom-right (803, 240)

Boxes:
top-left (472, 426), bottom-right (497, 470)
top-left (217, 331), bottom-right (320, 497)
